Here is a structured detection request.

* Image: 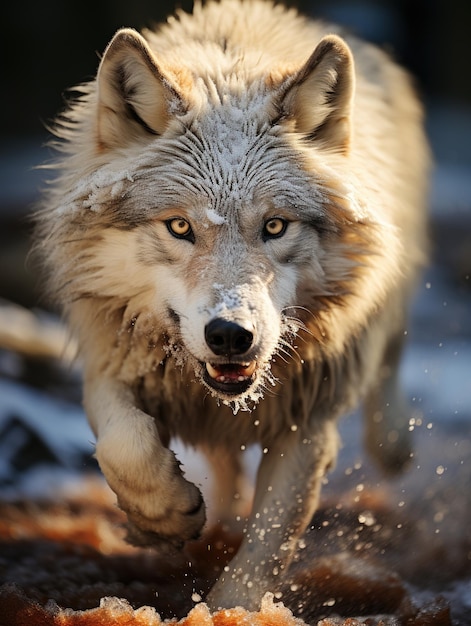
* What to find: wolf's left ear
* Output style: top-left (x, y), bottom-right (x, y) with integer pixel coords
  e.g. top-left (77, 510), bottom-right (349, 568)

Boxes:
top-left (280, 35), bottom-right (354, 154)
top-left (96, 28), bottom-right (185, 150)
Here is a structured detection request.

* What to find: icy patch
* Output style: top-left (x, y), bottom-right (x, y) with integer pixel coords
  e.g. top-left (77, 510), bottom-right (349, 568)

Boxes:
top-left (163, 337), bottom-right (193, 372)
top-left (257, 592), bottom-right (303, 624)
top-left (38, 592), bottom-right (306, 624)
top-left (56, 163), bottom-right (135, 215)
top-left (221, 361), bottom-right (278, 415)
top-left (53, 147), bottom-right (167, 216)
top-left (205, 207), bottom-right (226, 225)
top-left (209, 285), bottom-right (244, 314)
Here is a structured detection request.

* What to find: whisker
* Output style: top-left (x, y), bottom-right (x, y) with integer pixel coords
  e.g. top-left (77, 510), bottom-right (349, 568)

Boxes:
top-left (279, 347), bottom-right (302, 367)
top-left (276, 342), bottom-right (298, 364)
top-left (278, 342), bottom-right (296, 356)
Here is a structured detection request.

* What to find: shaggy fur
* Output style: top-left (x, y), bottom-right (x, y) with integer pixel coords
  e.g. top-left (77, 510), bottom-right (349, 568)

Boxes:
top-left (34, 0), bottom-right (430, 611)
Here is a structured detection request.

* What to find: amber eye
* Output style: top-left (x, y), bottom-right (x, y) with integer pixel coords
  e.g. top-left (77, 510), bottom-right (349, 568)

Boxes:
top-left (263, 217), bottom-right (288, 240)
top-left (166, 218), bottom-right (194, 242)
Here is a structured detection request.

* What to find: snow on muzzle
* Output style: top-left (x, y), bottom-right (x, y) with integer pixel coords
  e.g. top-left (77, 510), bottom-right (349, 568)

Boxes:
top-left (203, 318), bottom-right (257, 395)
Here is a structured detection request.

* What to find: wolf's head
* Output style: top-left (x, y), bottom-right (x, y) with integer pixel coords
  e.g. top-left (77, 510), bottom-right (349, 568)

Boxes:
top-left (38, 23), bottom-right (393, 411)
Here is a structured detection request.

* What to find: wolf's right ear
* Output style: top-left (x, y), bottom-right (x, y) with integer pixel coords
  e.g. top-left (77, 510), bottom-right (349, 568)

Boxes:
top-left (96, 28), bottom-right (185, 150)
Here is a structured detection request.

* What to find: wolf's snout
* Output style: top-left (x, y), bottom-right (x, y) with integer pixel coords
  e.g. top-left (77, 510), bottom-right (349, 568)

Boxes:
top-left (205, 318), bottom-right (254, 357)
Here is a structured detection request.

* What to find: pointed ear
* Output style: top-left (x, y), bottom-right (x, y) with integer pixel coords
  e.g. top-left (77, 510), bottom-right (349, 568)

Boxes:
top-left (96, 28), bottom-right (185, 150)
top-left (281, 35), bottom-right (355, 154)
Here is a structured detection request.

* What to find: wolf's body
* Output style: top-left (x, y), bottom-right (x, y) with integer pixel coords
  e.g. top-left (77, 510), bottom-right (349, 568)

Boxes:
top-left (35, 0), bottom-right (429, 611)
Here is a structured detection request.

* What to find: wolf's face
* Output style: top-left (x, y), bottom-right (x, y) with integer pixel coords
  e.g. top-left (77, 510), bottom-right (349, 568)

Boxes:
top-left (141, 175), bottom-right (317, 407)
top-left (47, 28), bottom-right (380, 410)
top-left (85, 108), bottom-right (334, 410)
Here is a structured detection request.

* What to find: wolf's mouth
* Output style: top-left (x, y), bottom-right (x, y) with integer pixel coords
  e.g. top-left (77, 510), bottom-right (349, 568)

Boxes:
top-left (203, 361), bottom-right (257, 396)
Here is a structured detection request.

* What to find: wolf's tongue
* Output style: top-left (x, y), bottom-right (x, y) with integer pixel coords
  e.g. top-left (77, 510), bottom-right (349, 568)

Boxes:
top-left (206, 362), bottom-right (256, 382)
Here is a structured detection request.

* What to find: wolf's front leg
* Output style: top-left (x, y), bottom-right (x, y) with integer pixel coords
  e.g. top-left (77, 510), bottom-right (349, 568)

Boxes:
top-left (207, 419), bottom-right (339, 610)
top-left (84, 376), bottom-right (206, 549)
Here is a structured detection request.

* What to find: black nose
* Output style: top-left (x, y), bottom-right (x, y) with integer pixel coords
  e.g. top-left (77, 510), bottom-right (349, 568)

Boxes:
top-left (205, 318), bottom-right (254, 357)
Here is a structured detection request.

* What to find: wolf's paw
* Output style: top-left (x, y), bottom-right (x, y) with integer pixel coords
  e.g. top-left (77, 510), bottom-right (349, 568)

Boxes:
top-left (97, 442), bottom-right (206, 547)
top-left (120, 477), bottom-right (206, 547)
top-left (124, 497), bottom-right (205, 551)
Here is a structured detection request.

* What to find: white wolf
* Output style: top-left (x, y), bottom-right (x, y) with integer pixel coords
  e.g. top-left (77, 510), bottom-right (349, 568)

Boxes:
top-left (35, 0), bottom-right (430, 611)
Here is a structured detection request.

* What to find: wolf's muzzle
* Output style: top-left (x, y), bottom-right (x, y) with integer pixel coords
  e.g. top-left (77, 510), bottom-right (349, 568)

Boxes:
top-left (203, 318), bottom-right (257, 396)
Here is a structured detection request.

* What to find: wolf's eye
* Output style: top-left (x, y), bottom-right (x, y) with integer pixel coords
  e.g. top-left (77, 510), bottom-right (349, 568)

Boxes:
top-left (263, 218), bottom-right (288, 240)
top-left (166, 218), bottom-right (194, 242)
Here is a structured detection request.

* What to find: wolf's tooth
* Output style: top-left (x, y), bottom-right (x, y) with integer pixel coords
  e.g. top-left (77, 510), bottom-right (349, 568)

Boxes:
top-left (241, 362), bottom-right (256, 376)
top-left (206, 362), bottom-right (220, 379)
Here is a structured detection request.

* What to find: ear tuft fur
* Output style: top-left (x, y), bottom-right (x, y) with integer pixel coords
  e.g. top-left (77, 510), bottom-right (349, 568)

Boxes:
top-left (96, 28), bottom-right (185, 150)
top-left (281, 35), bottom-right (355, 154)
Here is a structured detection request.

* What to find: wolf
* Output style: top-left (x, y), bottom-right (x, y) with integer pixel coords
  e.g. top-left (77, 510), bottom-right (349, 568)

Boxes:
top-left (34, 0), bottom-right (430, 611)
